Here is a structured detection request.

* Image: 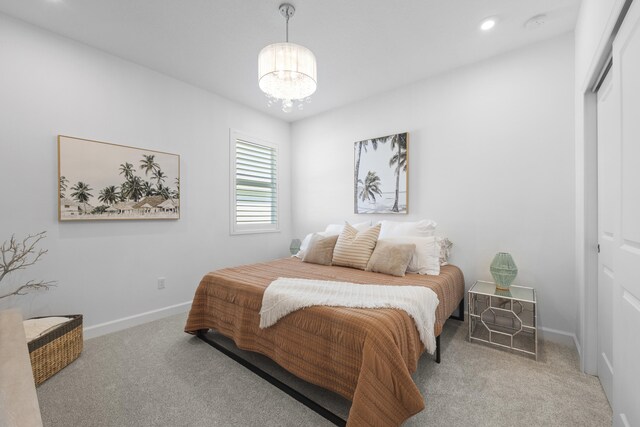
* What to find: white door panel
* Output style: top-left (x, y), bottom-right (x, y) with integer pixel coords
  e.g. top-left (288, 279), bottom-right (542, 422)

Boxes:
top-left (597, 68), bottom-right (616, 405)
top-left (598, 266), bottom-right (615, 400)
top-left (618, 246), bottom-right (640, 300)
top-left (618, 12), bottom-right (640, 300)
top-left (619, 16), bottom-right (640, 252)
top-left (617, 292), bottom-right (640, 426)
top-left (611, 1), bottom-right (640, 425)
top-left (597, 71), bottom-right (616, 239)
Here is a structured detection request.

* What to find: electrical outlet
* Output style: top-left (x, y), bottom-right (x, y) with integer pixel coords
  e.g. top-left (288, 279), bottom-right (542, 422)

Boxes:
top-left (157, 277), bottom-right (166, 290)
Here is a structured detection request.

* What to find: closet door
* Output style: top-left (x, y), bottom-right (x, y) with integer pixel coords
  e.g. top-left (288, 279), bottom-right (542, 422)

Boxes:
top-left (596, 67), bottom-right (616, 406)
top-left (611, 0), bottom-right (640, 424)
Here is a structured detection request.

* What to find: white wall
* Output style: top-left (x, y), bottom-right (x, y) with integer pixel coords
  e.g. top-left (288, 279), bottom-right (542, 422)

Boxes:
top-left (291, 34), bottom-right (576, 339)
top-left (0, 14), bottom-right (291, 336)
top-left (573, 0), bottom-right (627, 373)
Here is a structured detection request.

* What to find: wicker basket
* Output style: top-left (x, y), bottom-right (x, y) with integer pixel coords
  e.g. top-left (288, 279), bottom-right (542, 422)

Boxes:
top-left (27, 314), bottom-right (83, 386)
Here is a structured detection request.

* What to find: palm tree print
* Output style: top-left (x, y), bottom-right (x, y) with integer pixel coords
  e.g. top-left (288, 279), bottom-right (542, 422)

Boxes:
top-left (121, 176), bottom-right (145, 202)
top-left (71, 181), bottom-right (93, 212)
top-left (353, 132), bottom-right (408, 213)
top-left (59, 176), bottom-right (68, 199)
top-left (141, 181), bottom-right (155, 197)
top-left (91, 205), bottom-right (108, 214)
top-left (119, 162), bottom-right (134, 180)
top-left (60, 143), bottom-right (179, 219)
top-left (173, 177), bottom-right (180, 199)
top-left (156, 183), bottom-right (171, 199)
top-left (358, 171), bottom-right (383, 203)
top-left (354, 139), bottom-right (379, 210)
top-left (98, 186), bottom-right (120, 205)
top-left (152, 169), bottom-right (166, 188)
top-left (388, 133), bottom-right (407, 212)
top-left (139, 154), bottom-right (160, 176)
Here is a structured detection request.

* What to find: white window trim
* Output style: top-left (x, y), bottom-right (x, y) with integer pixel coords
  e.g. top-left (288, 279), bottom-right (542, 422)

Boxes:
top-left (229, 129), bottom-right (280, 235)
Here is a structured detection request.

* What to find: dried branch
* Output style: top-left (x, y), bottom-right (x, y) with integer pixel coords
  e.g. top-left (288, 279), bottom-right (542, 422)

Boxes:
top-left (0, 231), bottom-right (56, 299)
top-left (0, 231), bottom-right (48, 284)
top-left (0, 280), bottom-right (57, 299)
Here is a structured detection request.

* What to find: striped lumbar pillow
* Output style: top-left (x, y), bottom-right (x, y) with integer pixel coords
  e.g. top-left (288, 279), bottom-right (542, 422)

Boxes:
top-left (331, 222), bottom-right (381, 270)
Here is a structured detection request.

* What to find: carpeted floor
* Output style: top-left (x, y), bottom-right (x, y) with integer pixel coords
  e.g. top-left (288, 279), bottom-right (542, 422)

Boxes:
top-left (37, 313), bottom-right (612, 426)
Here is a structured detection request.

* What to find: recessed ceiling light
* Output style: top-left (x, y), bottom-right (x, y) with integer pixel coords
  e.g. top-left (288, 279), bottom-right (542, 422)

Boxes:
top-left (480, 17), bottom-right (498, 31)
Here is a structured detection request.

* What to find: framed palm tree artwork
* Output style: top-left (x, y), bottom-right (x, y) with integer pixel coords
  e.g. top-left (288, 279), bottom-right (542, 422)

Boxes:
top-left (58, 135), bottom-right (180, 221)
top-left (354, 132), bottom-right (408, 214)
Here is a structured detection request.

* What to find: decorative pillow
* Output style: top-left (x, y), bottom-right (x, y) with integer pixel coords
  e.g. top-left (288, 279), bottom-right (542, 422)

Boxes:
top-left (437, 237), bottom-right (453, 266)
top-left (295, 221), bottom-right (373, 258)
top-left (378, 219), bottom-right (437, 239)
top-left (295, 231), bottom-right (327, 258)
top-left (365, 241), bottom-right (416, 277)
top-left (383, 236), bottom-right (440, 275)
top-left (332, 223), bottom-right (381, 270)
top-left (325, 221), bottom-right (371, 235)
top-left (302, 234), bottom-right (339, 266)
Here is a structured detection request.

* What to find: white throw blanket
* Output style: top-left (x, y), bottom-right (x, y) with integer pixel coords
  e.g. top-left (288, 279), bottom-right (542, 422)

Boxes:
top-left (259, 277), bottom-right (440, 354)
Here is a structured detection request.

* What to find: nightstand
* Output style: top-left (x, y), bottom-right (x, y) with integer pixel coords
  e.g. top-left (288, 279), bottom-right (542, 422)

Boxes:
top-left (468, 280), bottom-right (538, 360)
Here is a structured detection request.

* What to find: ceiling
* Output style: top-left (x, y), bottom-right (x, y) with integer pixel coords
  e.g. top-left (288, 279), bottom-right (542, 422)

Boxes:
top-left (0, 0), bottom-right (580, 122)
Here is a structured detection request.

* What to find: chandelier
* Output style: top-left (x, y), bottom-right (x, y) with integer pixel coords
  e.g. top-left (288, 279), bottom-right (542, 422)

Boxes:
top-left (258, 3), bottom-right (317, 113)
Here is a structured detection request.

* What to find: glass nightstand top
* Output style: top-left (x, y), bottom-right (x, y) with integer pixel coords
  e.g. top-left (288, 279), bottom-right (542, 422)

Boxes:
top-left (469, 280), bottom-right (536, 303)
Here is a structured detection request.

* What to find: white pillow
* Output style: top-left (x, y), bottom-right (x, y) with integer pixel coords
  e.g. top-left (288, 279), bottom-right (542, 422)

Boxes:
top-left (378, 219), bottom-right (437, 239)
top-left (324, 221), bottom-right (371, 235)
top-left (382, 236), bottom-right (440, 275)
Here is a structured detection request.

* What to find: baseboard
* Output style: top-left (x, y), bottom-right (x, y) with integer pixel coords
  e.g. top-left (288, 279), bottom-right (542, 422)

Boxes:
top-left (573, 335), bottom-right (582, 358)
top-left (538, 326), bottom-right (580, 352)
top-left (85, 305), bottom-right (580, 352)
top-left (83, 301), bottom-right (192, 339)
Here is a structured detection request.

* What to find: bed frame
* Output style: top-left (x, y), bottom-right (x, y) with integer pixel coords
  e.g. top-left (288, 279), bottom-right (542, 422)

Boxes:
top-left (197, 296), bottom-right (465, 426)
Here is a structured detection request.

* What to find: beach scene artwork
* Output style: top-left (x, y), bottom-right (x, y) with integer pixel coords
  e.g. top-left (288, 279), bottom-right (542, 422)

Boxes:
top-left (354, 132), bottom-right (408, 214)
top-left (58, 136), bottom-right (180, 221)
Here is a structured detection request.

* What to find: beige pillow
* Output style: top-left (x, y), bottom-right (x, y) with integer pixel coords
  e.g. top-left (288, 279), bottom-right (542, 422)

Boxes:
top-left (366, 241), bottom-right (416, 277)
top-left (302, 234), bottom-right (339, 266)
top-left (383, 236), bottom-right (440, 275)
top-left (332, 223), bottom-right (381, 270)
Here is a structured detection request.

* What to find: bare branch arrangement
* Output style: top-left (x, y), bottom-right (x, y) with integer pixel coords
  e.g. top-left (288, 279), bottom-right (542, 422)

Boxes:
top-left (0, 231), bottom-right (56, 300)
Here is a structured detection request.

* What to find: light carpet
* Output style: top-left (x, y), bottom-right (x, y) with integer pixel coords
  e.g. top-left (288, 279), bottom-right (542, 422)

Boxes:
top-left (36, 313), bottom-right (612, 426)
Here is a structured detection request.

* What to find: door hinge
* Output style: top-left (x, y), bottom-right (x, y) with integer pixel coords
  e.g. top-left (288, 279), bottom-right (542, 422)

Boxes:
top-left (597, 244), bottom-right (601, 253)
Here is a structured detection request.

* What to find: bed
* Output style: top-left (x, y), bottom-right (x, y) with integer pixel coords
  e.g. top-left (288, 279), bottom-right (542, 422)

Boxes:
top-left (185, 257), bottom-right (465, 426)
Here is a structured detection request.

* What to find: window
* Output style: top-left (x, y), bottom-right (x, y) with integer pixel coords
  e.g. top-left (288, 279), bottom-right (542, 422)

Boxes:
top-left (230, 130), bottom-right (279, 234)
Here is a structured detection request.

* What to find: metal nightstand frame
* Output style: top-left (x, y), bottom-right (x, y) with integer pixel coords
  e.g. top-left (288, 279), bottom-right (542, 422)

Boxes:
top-left (468, 280), bottom-right (538, 360)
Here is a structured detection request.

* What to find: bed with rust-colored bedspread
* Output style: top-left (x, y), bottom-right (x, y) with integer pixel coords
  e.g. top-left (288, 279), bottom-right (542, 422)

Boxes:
top-left (185, 257), bottom-right (464, 426)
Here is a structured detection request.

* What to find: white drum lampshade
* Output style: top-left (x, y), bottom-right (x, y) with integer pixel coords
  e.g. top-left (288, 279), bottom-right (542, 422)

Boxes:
top-left (258, 42), bottom-right (317, 102)
top-left (258, 4), bottom-right (317, 112)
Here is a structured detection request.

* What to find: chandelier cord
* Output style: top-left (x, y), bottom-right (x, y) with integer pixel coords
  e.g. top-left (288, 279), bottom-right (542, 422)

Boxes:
top-left (285, 13), bottom-right (289, 42)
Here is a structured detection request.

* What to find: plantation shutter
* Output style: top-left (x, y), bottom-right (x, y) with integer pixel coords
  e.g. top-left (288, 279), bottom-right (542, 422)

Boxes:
top-left (231, 132), bottom-right (278, 233)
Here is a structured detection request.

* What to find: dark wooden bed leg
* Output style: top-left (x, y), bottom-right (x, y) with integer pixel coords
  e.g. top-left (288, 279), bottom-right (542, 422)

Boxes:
top-left (436, 296), bottom-right (464, 365)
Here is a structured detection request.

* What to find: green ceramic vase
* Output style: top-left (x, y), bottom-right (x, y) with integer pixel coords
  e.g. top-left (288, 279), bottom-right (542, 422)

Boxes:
top-left (490, 252), bottom-right (518, 290)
